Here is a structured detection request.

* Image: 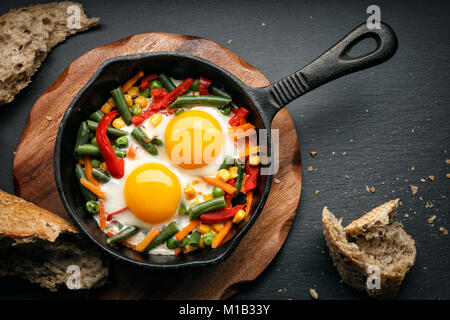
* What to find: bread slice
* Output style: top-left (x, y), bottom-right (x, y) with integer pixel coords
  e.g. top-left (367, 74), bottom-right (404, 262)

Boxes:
top-left (322, 199), bottom-right (416, 298)
top-left (0, 189), bottom-right (108, 291)
top-left (0, 2), bottom-right (99, 104)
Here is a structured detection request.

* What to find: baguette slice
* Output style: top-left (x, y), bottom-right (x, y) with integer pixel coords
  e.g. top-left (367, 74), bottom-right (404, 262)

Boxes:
top-left (322, 199), bottom-right (416, 298)
top-left (0, 2), bottom-right (99, 104)
top-left (0, 189), bottom-right (108, 291)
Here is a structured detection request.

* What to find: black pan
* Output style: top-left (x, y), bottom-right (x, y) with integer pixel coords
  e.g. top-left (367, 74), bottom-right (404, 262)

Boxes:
top-left (54, 22), bottom-right (397, 269)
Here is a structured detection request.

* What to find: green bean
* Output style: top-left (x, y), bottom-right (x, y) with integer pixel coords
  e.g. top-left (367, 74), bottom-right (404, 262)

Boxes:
top-left (88, 132), bottom-right (95, 140)
top-left (191, 79), bottom-right (199, 92)
top-left (75, 164), bottom-right (97, 201)
top-left (144, 222), bottom-right (180, 252)
top-left (140, 88), bottom-right (151, 98)
top-left (74, 122), bottom-right (89, 156)
top-left (174, 108), bottom-right (185, 116)
top-left (219, 105), bottom-right (232, 116)
top-left (158, 73), bottom-right (176, 92)
top-left (131, 104), bottom-right (142, 116)
top-left (202, 232), bottom-right (216, 247)
top-left (91, 136), bottom-right (98, 146)
top-left (115, 136), bottom-right (129, 149)
top-left (234, 162), bottom-right (244, 198)
top-left (131, 127), bottom-right (158, 155)
top-left (150, 80), bottom-right (162, 90)
top-left (85, 200), bottom-right (99, 214)
top-left (107, 226), bottom-right (139, 244)
top-left (76, 144), bottom-right (126, 158)
top-left (91, 159), bottom-right (102, 168)
top-left (150, 137), bottom-right (163, 146)
top-left (89, 110), bottom-right (105, 122)
top-left (168, 95), bottom-right (231, 109)
top-left (187, 231), bottom-right (201, 247)
top-left (166, 237), bottom-right (179, 249)
top-left (111, 87), bottom-right (133, 125)
top-left (188, 196), bottom-right (226, 219)
top-left (86, 120), bottom-right (128, 137)
top-left (92, 168), bottom-right (111, 183)
top-left (209, 86), bottom-right (232, 99)
top-left (178, 202), bottom-right (187, 215)
top-left (212, 186), bottom-right (225, 198)
top-left (219, 155), bottom-right (235, 170)
top-left (179, 235), bottom-right (190, 247)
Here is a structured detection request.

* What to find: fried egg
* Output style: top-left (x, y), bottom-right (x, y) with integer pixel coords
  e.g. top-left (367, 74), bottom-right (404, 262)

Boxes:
top-left (98, 105), bottom-right (235, 255)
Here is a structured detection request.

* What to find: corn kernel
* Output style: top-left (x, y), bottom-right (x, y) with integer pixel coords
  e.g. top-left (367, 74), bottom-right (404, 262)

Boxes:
top-left (198, 237), bottom-right (205, 249)
top-left (203, 194), bottom-right (213, 201)
top-left (100, 162), bottom-right (108, 171)
top-left (198, 224), bottom-right (211, 234)
top-left (189, 197), bottom-right (200, 206)
top-left (127, 86), bottom-right (140, 98)
top-left (216, 169), bottom-right (231, 182)
top-left (124, 94), bottom-right (133, 107)
top-left (112, 117), bottom-right (126, 129)
top-left (135, 95), bottom-right (147, 108)
top-left (193, 91), bottom-right (200, 96)
top-left (107, 97), bottom-right (116, 107)
top-left (212, 223), bottom-right (224, 232)
top-left (183, 244), bottom-right (198, 254)
top-left (249, 155), bottom-right (260, 166)
top-left (183, 186), bottom-right (196, 200)
top-left (101, 102), bottom-right (113, 114)
top-left (149, 113), bottom-right (163, 127)
top-left (229, 166), bottom-right (238, 178)
top-left (233, 209), bottom-right (246, 224)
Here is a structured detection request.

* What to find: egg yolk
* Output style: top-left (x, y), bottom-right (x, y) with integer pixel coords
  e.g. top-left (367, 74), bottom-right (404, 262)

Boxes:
top-left (165, 110), bottom-right (223, 169)
top-left (124, 163), bottom-right (180, 224)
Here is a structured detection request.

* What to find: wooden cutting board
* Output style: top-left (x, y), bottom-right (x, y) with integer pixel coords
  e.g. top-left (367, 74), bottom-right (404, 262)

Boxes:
top-left (13, 33), bottom-right (302, 299)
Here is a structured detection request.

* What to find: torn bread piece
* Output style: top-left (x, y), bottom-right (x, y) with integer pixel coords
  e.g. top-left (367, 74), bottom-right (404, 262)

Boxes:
top-left (0, 189), bottom-right (108, 291)
top-left (322, 199), bottom-right (416, 298)
top-left (0, 2), bottom-right (99, 104)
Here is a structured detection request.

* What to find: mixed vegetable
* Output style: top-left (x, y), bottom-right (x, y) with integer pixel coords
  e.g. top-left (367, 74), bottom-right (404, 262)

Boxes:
top-left (74, 71), bottom-right (260, 255)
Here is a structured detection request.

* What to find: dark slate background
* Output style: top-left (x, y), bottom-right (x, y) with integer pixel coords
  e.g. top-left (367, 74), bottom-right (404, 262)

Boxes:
top-left (0, 0), bottom-right (449, 300)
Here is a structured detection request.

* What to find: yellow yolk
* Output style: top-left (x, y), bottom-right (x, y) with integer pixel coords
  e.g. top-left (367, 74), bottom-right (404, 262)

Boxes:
top-left (165, 110), bottom-right (223, 169)
top-left (124, 163), bottom-right (180, 224)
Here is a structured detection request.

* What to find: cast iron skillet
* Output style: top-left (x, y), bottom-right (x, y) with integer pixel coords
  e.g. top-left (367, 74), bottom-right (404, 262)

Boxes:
top-left (55, 22), bottom-right (397, 269)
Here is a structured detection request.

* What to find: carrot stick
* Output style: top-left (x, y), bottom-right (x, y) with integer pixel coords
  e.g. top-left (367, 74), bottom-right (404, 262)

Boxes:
top-left (175, 219), bottom-right (200, 242)
top-left (240, 174), bottom-right (247, 194)
top-left (211, 220), bottom-right (233, 248)
top-left (221, 226), bottom-right (238, 245)
top-left (80, 177), bottom-right (105, 199)
top-left (122, 71), bottom-right (144, 93)
top-left (83, 156), bottom-right (99, 186)
top-left (174, 247), bottom-right (183, 256)
top-left (127, 144), bottom-right (136, 159)
top-left (202, 176), bottom-right (236, 195)
top-left (135, 228), bottom-right (160, 252)
top-left (245, 191), bottom-right (253, 215)
top-left (99, 200), bottom-right (107, 231)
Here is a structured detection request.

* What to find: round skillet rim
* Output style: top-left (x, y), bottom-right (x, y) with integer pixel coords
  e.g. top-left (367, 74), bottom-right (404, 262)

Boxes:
top-left (54, 51), bottom-right (274, 270)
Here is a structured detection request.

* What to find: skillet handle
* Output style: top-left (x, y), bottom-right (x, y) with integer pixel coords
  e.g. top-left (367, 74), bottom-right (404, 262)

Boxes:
top-left (255, 22), bottom-right (398, 117)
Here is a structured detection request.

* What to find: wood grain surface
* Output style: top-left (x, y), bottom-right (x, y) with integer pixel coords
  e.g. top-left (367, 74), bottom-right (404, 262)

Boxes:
top-left (12, 33), bottom-right (302, 299)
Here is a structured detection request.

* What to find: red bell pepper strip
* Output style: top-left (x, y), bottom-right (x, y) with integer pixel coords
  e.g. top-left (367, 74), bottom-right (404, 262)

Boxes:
top-left (198, 76), bottom-right (212, 95)
top-left (229, 107), bottom-right (249, 126)
top-left (96, 110), bottom-right (125, 179)
top-left (200, 204), bottom-right (245, 223)
top-left (130, 88), bottom-right (169, 125)
top-left (107, 207), bottom-right (128, 221)
top-left (225, 179), bottom-right (235, 207)
top-left (139, 74), bottom-right (159, 91)
top-left (244, 161), bottom-right (259, 192)
top-left (131, 78), bottom-right (194, 126)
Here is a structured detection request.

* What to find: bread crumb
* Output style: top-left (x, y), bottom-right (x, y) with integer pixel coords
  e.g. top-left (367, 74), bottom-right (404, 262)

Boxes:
top-left (309, 288), bottom-right (319, 299)
top-left (342, 151), bottom-right (347, 156)
top-left (261, 22), bottom-right (266, 26)
top-left (310, 151), bottom-right (317, 157)
top-left (404, 213), bottom-right (409, 218)
top-left (370, 187), bottom-right (375, 193)
top-left (446, 159), bottom-right (450, 165)
top-left (420, 178), bottom-right (426, 183)
top-left (410, 185), bottom-right (418, 195)
top-left (274, 178), bottom-right (281, 184)
top-left (332, 151), bottom-right (336, 155)
top-left (314, 190), bottom-right (320, 195)
top-left (446, 173), bottom-right (450, 179)
top-left (443, 229), bottom-right (449, 236)
top-left (345, 175), bottom-right (349, 180)
top-left (428, 175), bottom-right (435, 181)
top-left (428, 215), bottom-right (436, 224)
top-left (307, 167), bottom-right (313, 172)
top-left (423, 266), bottom-right (428, 270)
top-left (411, 167), bottom-right (415, 171)
top-left (226, 40), bottom-right (232, 45)
top-left (425, 202), bottom-right (434, 209)
top-left (365, 185), bottom-right (370, 193)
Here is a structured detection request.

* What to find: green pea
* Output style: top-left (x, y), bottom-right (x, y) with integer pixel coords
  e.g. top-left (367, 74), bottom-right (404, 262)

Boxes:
top-left (91, 136), bottom-right (98, 146)
top-left (131, 104), bottom-right (142, 116)
top-left (91, 159), bottom-right (102, 168)
top-left (202, 232), bottom-right (216, 247)
top-left (150, 80), bottom-right (162, 90)
top-left (140, 88), bottom-right (151, 98)
top-left (115, 136), bottom-right (129, 149)
top-left (166, 237), bottom-right (179, 249)
top-left (212, 186), bottom-right (225, 198)
top-left (86, 200), bottom-right (99, 214)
